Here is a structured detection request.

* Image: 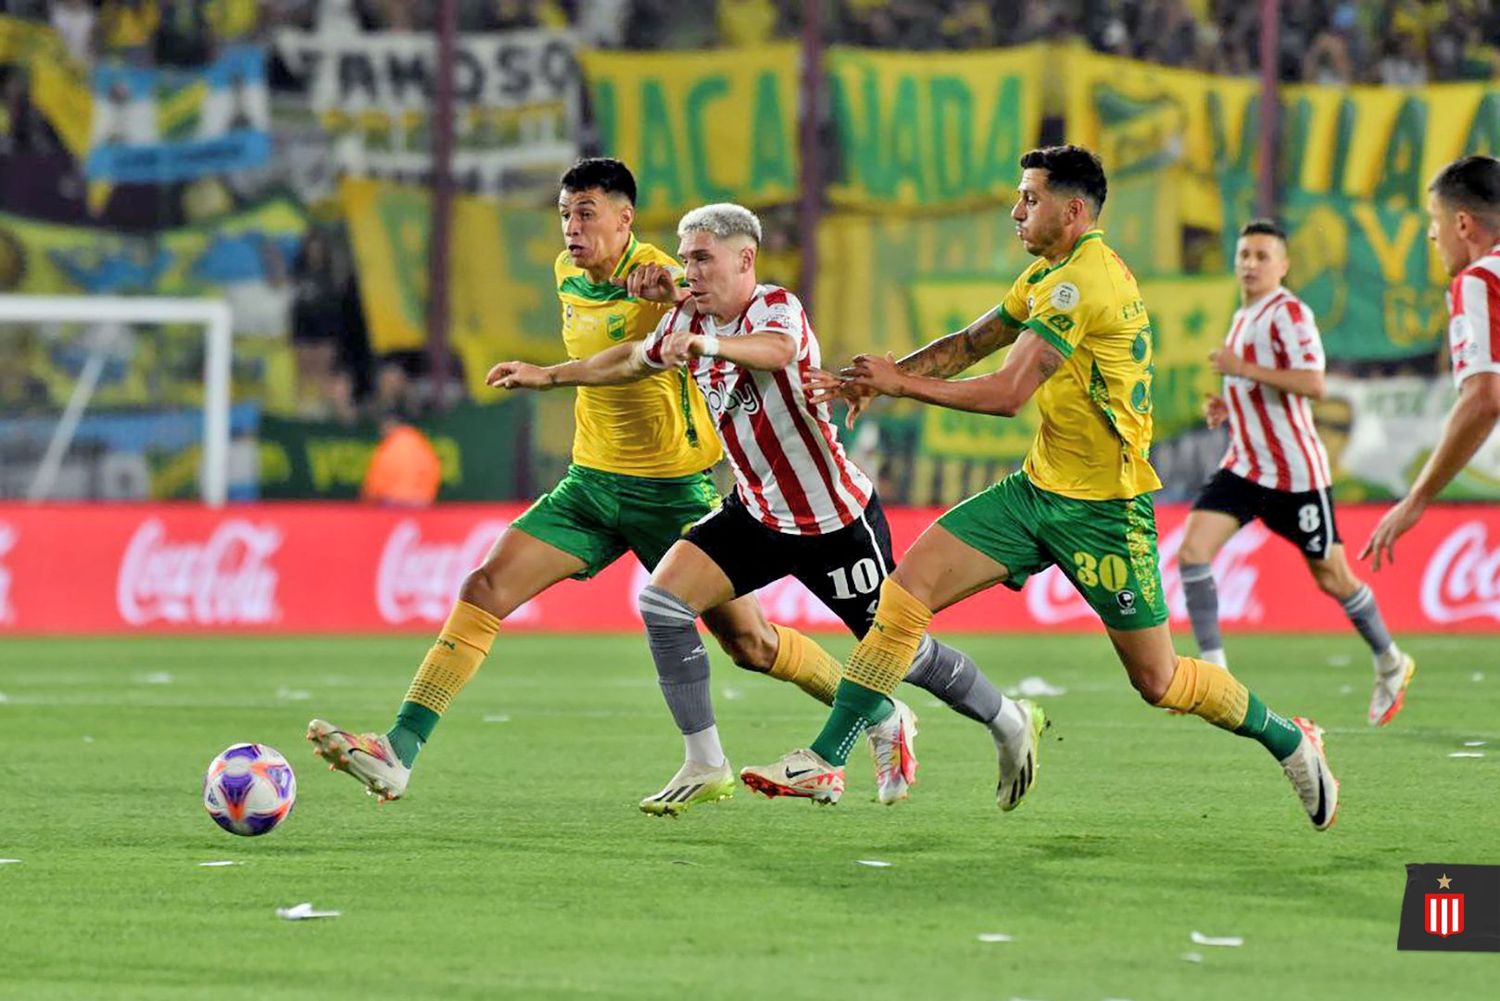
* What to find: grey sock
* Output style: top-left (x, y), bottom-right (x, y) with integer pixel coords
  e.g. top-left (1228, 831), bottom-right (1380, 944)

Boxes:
top-left (904, 634), bottom-right (1005, 725)
top-left (1341, 585), bottom-right (1394, 657)
top-left (638, 585), bottom-right (714, 735)
top-left (1180, 562), bottom-right (1223, 655)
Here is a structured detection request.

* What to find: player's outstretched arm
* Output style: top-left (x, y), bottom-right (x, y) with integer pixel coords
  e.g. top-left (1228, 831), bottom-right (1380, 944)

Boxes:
top-left (1361, 371), bottom-right (1500, 569)
top-left (842, 329), bottom-right (1062, 417)
top-left (486, 341), bottom-right (652, 391)
top-left (890, 306), bottom-right (1021, 379)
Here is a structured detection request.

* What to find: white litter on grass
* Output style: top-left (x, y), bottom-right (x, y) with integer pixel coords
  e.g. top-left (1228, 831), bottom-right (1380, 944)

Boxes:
top-left (482, 714), bottom-right (511, 723)
top-left (1449, 752), bottom-right (1485, 759)
top-left (82, 736), bottom-right (94, 743)
top-left (0, 859), bottom-right (21, 865)
top-left (198, 861), bottom-right (239, 867)
top-left (275, 687), bottom-right (310, 701)
top-left (1007, 676), bottom-right (1066, 698)
top-left (1337, 685), bottom-right (1353, 695)
top-left (923, 699), bottom-right (945, 709)
top-left (1326, 654), bottom-right (1352, 667)
top-left (0, 692), bottom-right (8, 703)
top-left (721, 687), bottom-right (744, 701)
top-left (1181, 952), bottom-right (1204, 963)
top-left (1190, 931), bottom-right (1244, 947)
top-left (135, 672), bottom-right (173, 685)
top-left (1464, 740), bottom-right (1488, 747)
top-left (855, 859), bottom-right (892, 868)
top-left (1473, 672), bottom-right (1486, 683)
top-left (977, 932), bottom-right (1014, 943)
top-left (276, 902), bottom-right (341, 920)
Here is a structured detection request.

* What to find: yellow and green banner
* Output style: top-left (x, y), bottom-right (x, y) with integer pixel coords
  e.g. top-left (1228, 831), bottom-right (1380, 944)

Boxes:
top-left (825, 45), bottom-right (1045, 211)
top-left (580, 45), bottom-right (800, 223)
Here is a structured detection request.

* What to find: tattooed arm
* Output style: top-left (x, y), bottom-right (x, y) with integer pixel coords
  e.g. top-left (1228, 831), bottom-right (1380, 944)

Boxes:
top-left (840, 330), bottom-right (1062, 418)
top-left (892, 306), bottom-right (1021, 379)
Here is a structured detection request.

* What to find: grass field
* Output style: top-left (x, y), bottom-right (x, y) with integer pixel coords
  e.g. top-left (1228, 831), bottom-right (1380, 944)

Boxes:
top-left (0, 632), bottom-right (1495, 1000)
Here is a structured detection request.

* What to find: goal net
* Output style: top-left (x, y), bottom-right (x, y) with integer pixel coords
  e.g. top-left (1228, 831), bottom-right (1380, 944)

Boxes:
top-left (0, 295), bottom-right (234, 507)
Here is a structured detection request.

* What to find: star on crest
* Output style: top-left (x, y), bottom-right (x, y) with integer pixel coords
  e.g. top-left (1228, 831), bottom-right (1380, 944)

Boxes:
top-left (1437, 874), bottom-right (1453, 890)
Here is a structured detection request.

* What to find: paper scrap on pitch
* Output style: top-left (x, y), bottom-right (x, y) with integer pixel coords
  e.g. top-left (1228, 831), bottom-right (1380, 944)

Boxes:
top-left (1449, 751), bottom-right (1485, 758)
top-left (0, 859), bottom-right (21, 865)
top-left (1007, 676), bottom-right (1066, 698)
top-left (721, 687), bottom-right (743, 701)
top-left (276, 902), bottom-right (341, 920)
top-left (275, 687), bottom-right (310, 701)
top-left (1326, 654), bottom-right (1351, 667)
top-left (1464, 740), bottom-right (1487, 747)
top-left (482, 714), bottom-right (511, 723)
top-left (856, 859), bottom-right (892, 868)
top-left (977, 932), bottom-right (1014, 943)
top-left (135, 671), bottom-right (173, 685)
top-left (1190, 931), bottom-right (1244, 947)
top-left (0, 692), bottom-right (8, 703)
top-left (1337, 685), bottom-right (1353, 695)
top-left (1180, 951), bottom-right (1204, 963)
top-left (199, 860), bottom-right (239, 867)
top-left (1473, 672), bottom-right (1485, 682)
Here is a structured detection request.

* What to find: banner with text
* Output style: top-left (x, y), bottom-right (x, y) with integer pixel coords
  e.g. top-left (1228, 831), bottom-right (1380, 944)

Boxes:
top-left (3, 502), bottom-right (1497, 634)
top-left (276, 28), bottom-right (580, 198)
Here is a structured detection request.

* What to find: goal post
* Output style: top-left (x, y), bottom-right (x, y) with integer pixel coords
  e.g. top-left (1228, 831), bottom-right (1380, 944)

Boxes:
top-left (0, 295), bottom-right (234, 507)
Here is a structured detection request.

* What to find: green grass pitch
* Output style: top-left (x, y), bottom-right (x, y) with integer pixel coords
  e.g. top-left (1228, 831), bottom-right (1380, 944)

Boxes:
top-left (0, 633), bottom-right (1494, 1000)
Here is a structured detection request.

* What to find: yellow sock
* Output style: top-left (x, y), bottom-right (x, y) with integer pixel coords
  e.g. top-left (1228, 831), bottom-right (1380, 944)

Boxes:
top-left (842, 578), bottom-right (932, 696)
top-left (1153, 655), bottom-right (1249, 730)
top-left (768, 625), bottom-right (841, 705)
top-left (402, 600), bottom-right (501, 715)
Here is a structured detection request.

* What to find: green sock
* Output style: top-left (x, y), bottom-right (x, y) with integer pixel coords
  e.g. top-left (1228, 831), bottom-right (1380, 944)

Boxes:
top-left (388, 702), bottom-right (440, 768)
top-left (809, 679), bottom-right (895, 766)
top-left (1234, 693), bottom-right (1303, 760)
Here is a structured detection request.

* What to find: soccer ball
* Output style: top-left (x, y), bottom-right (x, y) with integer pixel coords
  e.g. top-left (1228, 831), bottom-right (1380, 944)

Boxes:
top-left (203, 743), bottom-right (296, 837)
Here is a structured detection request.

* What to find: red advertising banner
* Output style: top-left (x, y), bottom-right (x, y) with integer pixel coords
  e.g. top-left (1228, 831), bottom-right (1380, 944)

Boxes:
top-left (2, 502), bottom-right (1498, 634)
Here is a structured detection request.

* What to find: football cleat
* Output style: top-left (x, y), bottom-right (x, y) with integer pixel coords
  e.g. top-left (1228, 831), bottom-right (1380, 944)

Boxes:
top-left (1368, 653), bottom-right (1416, 727)
top-left (639, 759), bottom-right (735, 817)
top-left (306, 718), bottom-right (411, 802)
top-left (995, 699), bottom-right (1047, 812)
top-left (739, 748), bottom-right (844, 804)
top-left (1280, 717), bottom-right (1338, 830)
top-left (867, 699), bottom-right (918, 804)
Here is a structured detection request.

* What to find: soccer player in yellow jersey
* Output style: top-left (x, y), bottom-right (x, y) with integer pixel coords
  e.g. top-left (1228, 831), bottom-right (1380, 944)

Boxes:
top-left (744, 146), bottom-right (1340, 830)
top-left (307, 159), bottom-right (856, 815)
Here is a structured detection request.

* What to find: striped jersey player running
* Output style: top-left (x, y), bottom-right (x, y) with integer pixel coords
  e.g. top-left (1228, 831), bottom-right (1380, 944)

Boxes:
top-left (1364, 154), bottom-right (1500, 570)
top-left (491, 202), bottom-right (1034, 808)
top-left (744, 145), bottom-right (1339, 830)
top-left (1177, 218), bottom-right (1414, 726)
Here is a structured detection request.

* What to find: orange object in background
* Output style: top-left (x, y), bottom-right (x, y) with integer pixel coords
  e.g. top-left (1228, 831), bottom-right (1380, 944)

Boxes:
top-left (361, 420), bottom-right (441, 507)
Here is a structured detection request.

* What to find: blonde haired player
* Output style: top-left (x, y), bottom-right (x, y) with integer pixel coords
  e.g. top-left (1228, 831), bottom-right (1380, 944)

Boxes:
top-left (307, 159), bottom-right (878, 816)
top-left (745, 146), bottom-right (1339, 830)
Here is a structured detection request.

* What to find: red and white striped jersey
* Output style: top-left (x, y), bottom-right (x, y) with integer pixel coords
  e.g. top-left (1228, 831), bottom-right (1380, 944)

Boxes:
top-left (641, 284), bottom-right (873, 535)
top-left (1446, 245), bottom-right (1500, 388)
top-left (1218, 287), bottom-right (1333, 493)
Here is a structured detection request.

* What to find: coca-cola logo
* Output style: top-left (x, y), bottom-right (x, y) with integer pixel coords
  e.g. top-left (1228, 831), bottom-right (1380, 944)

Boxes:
top-left (377, 519), bottom-right (535, 624)
top-left (117, 519), bottom-right (282, 626)
top-left (1022, 522), bottom-right (1270, 625)
top-left (1421, 521), bottom-right (1500, 623)
top-left (0, 522), bottom-right (15, 625)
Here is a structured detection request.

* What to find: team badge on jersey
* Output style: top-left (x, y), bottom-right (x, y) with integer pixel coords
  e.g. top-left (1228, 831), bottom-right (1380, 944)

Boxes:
top-left (1397, 863), bottom-right (1500, 952)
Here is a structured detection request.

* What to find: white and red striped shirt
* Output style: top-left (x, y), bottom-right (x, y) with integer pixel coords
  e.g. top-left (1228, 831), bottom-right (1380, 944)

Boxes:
top-left (1446, 245), bottom-right (1500, 388)
top-left (641, 284), bottom-right (873, 535)
top-left (1219, 287), bottom-right (1333, 493)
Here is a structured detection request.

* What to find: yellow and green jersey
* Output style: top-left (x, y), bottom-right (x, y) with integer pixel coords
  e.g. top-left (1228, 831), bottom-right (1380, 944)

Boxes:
top-left (554, 236), bottom-right (721, 477)
top-left (999, 229), bottom-right (1162, 500)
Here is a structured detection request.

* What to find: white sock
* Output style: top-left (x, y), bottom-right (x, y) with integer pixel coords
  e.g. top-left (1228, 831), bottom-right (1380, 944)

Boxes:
top-left (1199, 648), bottom-right (1227, 667)
top-left (1375, 643), bottom-right (1404, 674)
top-left (683, 725), bottom-right (725, 767)
top-left (988, 697), bottom-right (1028, 742)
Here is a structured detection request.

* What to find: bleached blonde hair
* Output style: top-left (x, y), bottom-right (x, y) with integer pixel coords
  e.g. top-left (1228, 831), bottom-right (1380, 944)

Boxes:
top-left (677, 203), bottom-right (762, 246)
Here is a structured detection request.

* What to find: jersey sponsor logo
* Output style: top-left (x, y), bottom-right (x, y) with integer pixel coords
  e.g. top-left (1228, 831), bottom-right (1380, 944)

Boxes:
top-left (1050, 281), bottom-right (1080, 312)
top-left (377, 519), bottom-right (533, 625)
top-left (0, 522), bottom-right (13, 625)
top-left (117, 519), bottom-right (282, 626)
top-left (1420, 521), bottom-right (1500, 623)
top-left (705, 378), bottom-right (764, 418)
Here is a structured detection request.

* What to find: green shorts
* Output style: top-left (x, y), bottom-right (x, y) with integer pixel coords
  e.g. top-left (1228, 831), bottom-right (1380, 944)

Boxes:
top-left (937, 470), bottom-right (1168, 631)
top-left (511, 464), bottom-right (721, 579)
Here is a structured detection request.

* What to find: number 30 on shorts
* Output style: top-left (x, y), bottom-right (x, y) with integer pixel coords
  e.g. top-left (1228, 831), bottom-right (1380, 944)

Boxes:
top-left (1072, 551), bottom-right (1130, 591)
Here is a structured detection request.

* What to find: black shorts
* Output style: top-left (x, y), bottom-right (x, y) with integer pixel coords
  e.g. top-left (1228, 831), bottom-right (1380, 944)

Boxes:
top-left (1192, 469), bottom-right (1340, 559)
top-left (683, 491), bottom-right (895, 637)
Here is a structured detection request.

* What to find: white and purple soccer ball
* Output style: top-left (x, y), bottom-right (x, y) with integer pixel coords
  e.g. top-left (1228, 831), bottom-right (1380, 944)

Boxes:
top-left (203, 743), bottom-right (296, 837)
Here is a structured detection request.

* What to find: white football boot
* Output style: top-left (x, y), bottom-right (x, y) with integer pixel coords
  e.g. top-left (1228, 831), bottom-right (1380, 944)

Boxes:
top-left (1368, 652), bottom-right (1416, 727)
top-left (740, 749), bottom-right (845, 804)
top-left (639, 759), bottom-right (735, 817)
top-left (1280, 717), bottom-right (1338, 830)
top-left (306, 718), bottom-right (411, 802)
top-left (866, 699), bottom-right (919, 804)
top-left (995, 699), bottom-right (1047, 811)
